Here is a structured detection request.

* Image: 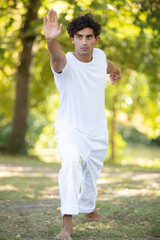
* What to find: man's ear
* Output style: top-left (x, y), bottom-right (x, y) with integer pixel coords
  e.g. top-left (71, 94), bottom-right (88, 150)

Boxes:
top-left (95, 36), bottom-right (99, 44)
top-left (71, 37), bottom-right (75, 44)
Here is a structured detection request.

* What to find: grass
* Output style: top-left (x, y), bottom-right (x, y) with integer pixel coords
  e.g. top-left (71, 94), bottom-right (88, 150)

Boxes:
top-left (0, 153), bottom-right (160, 240)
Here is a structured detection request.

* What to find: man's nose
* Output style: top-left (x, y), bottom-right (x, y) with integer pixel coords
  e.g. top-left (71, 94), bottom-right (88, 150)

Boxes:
top-left (82, 37), bottom-right (87, 44)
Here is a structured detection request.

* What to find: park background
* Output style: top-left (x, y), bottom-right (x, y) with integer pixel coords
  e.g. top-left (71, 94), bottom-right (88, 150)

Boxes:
top-left (0, 0), bottom-right (160, 167)
top-left (0, 1), bottom-right (160, 239)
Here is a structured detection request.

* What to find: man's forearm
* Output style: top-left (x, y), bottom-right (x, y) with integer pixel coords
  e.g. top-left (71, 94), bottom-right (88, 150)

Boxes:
top-left (107, 60), bottom-right (116, 74)
top-left (46, 39), bottom-right (64, 61)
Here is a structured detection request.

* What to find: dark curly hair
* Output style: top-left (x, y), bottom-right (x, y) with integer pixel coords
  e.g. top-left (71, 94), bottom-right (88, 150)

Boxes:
top-left (67, 13), bottom-right (101, 38)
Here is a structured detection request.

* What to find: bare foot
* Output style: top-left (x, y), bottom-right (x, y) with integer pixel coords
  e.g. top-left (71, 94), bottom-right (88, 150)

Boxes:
top-left (55, 215), bottom-right (73, 239)
top-left (84, 210), bottom-right (106, 221)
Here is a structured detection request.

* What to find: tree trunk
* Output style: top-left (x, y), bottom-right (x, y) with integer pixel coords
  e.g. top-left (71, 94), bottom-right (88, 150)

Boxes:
top-left (110, 97), bottom-right (118, 162)
top-left (9, 0), bottom-right (40, 154)
top-left (111, 103), bottom-right (116, 160)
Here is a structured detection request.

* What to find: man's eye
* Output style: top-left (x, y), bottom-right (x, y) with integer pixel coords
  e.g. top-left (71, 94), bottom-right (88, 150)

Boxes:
top-left (87, 36), bottom-right (93, 39)
top-left (77, 35), bottom-right (82, 39)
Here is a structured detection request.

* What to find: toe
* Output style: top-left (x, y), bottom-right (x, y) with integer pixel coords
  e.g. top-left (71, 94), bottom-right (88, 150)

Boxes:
top-left (55, 234), bottom-right (73, 240)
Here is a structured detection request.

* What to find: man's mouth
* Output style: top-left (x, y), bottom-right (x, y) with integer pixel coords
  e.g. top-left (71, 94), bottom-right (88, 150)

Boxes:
top-left (81, 47), bottom-right (89, 50)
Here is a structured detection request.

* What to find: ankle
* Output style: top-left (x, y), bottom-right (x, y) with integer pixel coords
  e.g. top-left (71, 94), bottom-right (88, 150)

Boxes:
top-left (63, 215), bottom-right (72, 221)
top-left (63, 214), bottom-right (72, 218)
top-left (85, 210), bottom-right (95, 216)
top-left (63, 215), bottom-right (73, 226)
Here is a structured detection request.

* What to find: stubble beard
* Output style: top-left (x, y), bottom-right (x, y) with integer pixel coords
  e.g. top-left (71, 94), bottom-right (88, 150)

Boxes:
top-left (77, 47), bottom-right (91, 56)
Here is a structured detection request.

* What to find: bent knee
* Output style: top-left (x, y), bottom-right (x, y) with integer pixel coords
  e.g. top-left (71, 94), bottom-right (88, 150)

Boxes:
top-left (60, 145), bottom-right (80, 165)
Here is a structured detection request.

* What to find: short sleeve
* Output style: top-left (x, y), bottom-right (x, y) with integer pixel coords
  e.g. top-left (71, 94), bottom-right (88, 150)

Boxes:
top-left (50, 57), bottom-right (69, 80)
top-left (50, 53), bottom-right (70, 91)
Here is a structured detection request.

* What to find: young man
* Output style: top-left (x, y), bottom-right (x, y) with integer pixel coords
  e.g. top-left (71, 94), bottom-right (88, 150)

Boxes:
top-left (43, 9), bottom-right (121, 240)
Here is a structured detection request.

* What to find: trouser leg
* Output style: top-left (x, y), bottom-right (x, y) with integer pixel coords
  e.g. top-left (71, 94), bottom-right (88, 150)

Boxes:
top-left (58, 145), bottom-right (82, 216)
top-left (78, 145), bottom-right (108, 213)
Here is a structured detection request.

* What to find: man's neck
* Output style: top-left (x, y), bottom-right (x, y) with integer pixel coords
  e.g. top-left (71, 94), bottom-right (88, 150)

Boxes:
top-left (73, 52), bottom-right (93, 63)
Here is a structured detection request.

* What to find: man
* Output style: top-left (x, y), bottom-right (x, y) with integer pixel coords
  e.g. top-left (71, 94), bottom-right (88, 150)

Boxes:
top-left (43, 9), bottom-right (121, 240)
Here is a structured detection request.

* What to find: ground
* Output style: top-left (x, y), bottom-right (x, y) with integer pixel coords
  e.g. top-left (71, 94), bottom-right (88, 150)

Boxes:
top-left (0, 155), bottom-right (160, 240)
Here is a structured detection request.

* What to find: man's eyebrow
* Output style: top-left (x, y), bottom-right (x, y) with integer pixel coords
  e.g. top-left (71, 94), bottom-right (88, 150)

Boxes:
top-left (75, 34), bottom-right (94, 37)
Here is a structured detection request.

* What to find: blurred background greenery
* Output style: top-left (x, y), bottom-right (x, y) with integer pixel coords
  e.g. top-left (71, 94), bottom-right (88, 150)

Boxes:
top-left (0, 0), bottom-right (160, 166)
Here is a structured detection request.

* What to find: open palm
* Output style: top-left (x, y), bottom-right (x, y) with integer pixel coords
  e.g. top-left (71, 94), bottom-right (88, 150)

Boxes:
top-left (43, 9), bottom-right (62, 40)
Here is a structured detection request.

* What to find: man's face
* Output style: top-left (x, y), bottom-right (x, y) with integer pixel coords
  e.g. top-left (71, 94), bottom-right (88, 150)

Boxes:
top-left (71, 28), bottom-right (99, 57)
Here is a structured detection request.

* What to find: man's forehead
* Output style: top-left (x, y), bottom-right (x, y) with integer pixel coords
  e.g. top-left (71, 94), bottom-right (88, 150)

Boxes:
top-left (75, 28), bottom-right (94, 35)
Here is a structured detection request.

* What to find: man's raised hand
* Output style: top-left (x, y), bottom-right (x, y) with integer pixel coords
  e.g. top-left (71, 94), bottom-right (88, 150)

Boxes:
top-left (43, 9), bottom-right (63, 40)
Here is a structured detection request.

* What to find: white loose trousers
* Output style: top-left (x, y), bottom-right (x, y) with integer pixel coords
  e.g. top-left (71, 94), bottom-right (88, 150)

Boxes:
top-left (56, 127), bottom-right (108, 216)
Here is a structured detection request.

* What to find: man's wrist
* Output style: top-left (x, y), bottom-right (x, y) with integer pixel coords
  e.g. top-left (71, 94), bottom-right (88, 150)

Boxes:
top-left (46, 38), bottom-right (57, 43)
top-left (114, 67), bottom-right (120, 74)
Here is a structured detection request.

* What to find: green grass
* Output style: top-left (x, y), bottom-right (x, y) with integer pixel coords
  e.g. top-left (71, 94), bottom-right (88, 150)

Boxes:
top-left (0, 154), bottom-right (160, 240)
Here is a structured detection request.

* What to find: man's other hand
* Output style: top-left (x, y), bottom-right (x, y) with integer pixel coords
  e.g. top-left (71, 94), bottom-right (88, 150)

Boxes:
top-left (109, 67), bottom-right (121, 85)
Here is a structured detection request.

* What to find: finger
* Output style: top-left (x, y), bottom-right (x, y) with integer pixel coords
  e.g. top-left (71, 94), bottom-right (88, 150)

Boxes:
top-left (111, 75), bottom-right (117, 84)
top-left (43, 15), bottom-right (47, 25)
top-left (111, 79), bottom-right (116, 85)
top-left (48, 10), bottom-right (53, 22)
top-left (53, 10), bottom-right (58, 23)
top-left (115, 74), bottom-right (121, 80)
top-left (113, 74), bottom-right (120, 80)
top-left (54, 10), bottom-right (58, 21)
top-left (109, 75), bottom-right (114, 81)
top-left (59, 23), bottom-right (63, 33)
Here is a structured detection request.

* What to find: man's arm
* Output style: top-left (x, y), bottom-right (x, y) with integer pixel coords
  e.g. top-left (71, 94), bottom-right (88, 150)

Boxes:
top-left (43, 9), bottom-right (66, 73)
top-left (107, 60), bottom-right (121, 85)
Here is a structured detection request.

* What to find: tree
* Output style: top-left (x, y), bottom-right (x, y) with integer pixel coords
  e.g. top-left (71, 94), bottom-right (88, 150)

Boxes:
top-left (9, 0), bottom-right (41, 153)
top-left (0, 0), bottom-right (159, 158)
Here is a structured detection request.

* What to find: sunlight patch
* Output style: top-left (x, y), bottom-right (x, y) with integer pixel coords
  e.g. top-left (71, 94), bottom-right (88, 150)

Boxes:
top-left (0, 172), bottom-right (44, 177)
top-left (0, 185), bottom-right (19, 191)
top-left (116, 188), bottom-right (153, 197)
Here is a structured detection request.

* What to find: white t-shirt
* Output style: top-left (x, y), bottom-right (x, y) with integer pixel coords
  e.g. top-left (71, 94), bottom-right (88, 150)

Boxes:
top-left (51, 48), bottom-right (108, 139)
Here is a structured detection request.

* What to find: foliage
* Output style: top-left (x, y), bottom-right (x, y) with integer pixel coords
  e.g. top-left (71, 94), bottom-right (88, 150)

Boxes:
top-left (0, 0), bottom-right (160, 157)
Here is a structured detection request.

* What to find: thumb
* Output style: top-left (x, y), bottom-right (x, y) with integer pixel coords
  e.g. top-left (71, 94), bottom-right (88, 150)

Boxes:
top-left (111, 79), bottom-right (116, 85)
top-left (109, 73), bottom-right (114, 80)
top-left (59, 23), bottom-right (63, 33)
